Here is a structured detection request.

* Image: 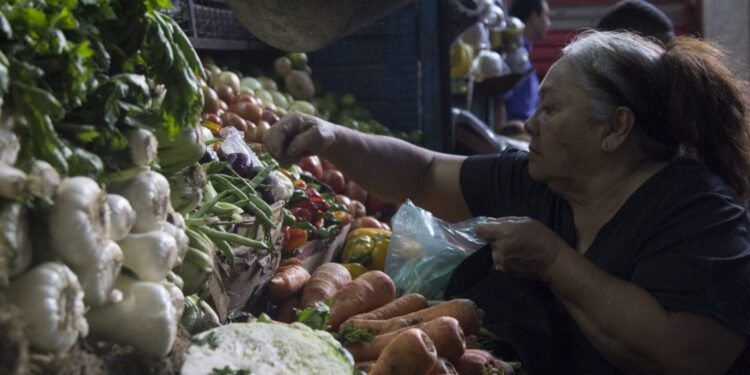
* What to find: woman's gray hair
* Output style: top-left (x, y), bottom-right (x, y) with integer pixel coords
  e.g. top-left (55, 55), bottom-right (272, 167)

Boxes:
top-left (560, 31), bottom-right (665, 123)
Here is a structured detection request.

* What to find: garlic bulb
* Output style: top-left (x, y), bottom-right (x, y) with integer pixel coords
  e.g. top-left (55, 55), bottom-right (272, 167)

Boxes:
top-left (3, 262), bottom-right (88, 354)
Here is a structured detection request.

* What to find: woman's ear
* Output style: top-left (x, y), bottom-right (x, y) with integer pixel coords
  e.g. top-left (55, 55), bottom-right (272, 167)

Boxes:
top-left (601, 106), bottom-right (635, 152)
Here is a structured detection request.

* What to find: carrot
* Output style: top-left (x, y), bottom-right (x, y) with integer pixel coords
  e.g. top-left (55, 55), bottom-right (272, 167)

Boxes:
top-left (428, 358), bottom-right (459, 375)
top-left (328, 270), bottom-right (396, 330)
top-left (464, 335), bottom-right (480, 349)
top-left (453, 349), bottom-right (515, 375)
top-left (460, 349), bottom-right (515, 375)
top-left (298, 262), bottom-right (351, 308)
top-left (345, 293), bottom-right (428, 323)
top-left (346, 317), bottom-right (466, 362)
top-left (369, 328), bottom-right (438, 375)
top-left (453, 350), bottom-right (493, 375)
top-left (341, 318), bottom-right (411, 336)
top-left (268, 264), bottom-right (310, 302)
top-left (385, 299), bottom-right (483, 335)
top-left (279, 257), bottom-right (304, 268)
top-left (272, 293), bottom-right (300, 323)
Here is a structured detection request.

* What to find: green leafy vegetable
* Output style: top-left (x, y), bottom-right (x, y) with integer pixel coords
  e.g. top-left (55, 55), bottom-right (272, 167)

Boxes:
top-left (295, 301), bottom-right (330, 331)
top-left (334, 324), bottom-right (374, 346)
top-left (192, 331), bottom-right (219, 349)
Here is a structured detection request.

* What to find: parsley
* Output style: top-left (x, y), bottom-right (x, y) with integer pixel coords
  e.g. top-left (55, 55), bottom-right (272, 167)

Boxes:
top-left (191, 331), bottom-right (219, 349)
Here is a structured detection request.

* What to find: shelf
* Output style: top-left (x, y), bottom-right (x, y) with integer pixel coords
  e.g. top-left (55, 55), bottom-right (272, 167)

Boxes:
top-left (188, 37), bottom-right (268, 51)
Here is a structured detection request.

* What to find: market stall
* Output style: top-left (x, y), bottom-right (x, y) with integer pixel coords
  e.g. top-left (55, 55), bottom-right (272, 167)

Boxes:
top-left (0, 0), bottom-right (520, 374)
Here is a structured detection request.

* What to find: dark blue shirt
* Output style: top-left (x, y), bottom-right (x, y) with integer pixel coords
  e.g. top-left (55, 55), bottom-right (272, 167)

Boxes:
top-left (448, 149), bottom-right (750, 374)
top-left (503, 39), bottom-right (540, 121)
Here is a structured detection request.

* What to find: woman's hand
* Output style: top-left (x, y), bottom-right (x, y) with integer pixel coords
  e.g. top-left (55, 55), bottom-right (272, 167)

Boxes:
top-left (263, 112), bottom-right (337, 164)
top-left (474, 217), bottom-right (567, 281)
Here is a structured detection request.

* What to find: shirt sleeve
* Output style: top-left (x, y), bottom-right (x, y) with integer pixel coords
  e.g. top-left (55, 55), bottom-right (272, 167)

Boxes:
top-left (631, 187), bottom-right (750, 334)
top-left (459, 149), bottom-right (546, 218)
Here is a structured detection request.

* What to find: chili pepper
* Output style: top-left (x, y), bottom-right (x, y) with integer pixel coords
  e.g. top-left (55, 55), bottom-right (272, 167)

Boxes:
top-left (288, 189), bottom-right (308, 206)
top-left (291, 220), bottom-right (316, 233)
top-left (293, 179), bottom-right (307, 189)
top-left (282, 226), bottom-right (308, 253)
top-left (201, 120), bottom-right (222, 135)
top-left (282, 208), bottom-right (296, 226)
top-left (291, 206), bottom-right (313, 222)
top-left (333, 210), bottom-right (353, 224)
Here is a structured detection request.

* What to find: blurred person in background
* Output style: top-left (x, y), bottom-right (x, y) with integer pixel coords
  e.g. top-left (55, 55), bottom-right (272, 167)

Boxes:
top-left (494, 0), bottom-right (551, 139)
top-left (596, 0), bottom-right (675, 44)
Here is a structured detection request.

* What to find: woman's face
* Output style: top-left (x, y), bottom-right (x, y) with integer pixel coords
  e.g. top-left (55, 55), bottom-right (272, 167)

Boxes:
top-left (523, 59), bottom-right (606, 186)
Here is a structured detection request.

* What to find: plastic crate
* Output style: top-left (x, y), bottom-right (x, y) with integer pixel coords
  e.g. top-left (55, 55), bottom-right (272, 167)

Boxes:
top-left (165, 0), bottom-right (257, 41)
top-left (309, 5), bottom-right (420, 133)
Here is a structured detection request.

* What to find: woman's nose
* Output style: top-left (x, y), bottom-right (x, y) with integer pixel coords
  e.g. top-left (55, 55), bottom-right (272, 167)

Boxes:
top-left (524, 113), bottom-right (539, 136)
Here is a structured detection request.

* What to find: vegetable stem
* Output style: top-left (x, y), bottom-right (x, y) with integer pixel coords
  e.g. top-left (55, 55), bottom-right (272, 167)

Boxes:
top-left (197, 226), bottom-right (268, 250)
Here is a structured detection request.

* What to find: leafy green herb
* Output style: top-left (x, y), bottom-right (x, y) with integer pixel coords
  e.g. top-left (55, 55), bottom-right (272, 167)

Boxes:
top-left (191, 331), bottom-right (219, 349)
top-left (334, 324), bottom-right (374, 346)
top-left (295, 301), bottom-right (330, 331)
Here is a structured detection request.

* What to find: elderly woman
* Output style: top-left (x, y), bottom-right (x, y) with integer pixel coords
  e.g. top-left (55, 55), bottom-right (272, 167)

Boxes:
top-left (264, 31), bottom-right (750, 374)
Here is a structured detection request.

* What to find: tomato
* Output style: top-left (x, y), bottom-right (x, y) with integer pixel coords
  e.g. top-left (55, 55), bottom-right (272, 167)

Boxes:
top-left (234, 93), bottom-right (261, 106)
top-left (335, 194), bottom-right (352, 208)
top-left (298, 155), bottom-right (323, 179)
top-left (229, 101), bottom-right (263, 124)
top-left (349, 200), bottom-right (367, 218)
top-left (262, 111), bottom-right (280, 125)
top-left (202, 86), bottom-right (221, 114)
top-left (333, 210), bottom-right (353, 224)
top-left (256, 120), bottom-right (271, 141)
top-left (282, 227), bottom-right (308, 253)
top-left (345, 180), bottom-right (368, 204)
top-left (320, 158), bottom-right (337, 171)
top-left (214, 84), bottom-right (235, 104)
top-left (351, 216), bottom-right (382, 230)
top-left (321, 169), bottom-right (346, 194)
top-left (221, 112), bottom-right (248, 132)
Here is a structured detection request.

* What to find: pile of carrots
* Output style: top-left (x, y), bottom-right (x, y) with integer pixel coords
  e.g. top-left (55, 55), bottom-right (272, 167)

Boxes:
top-left (267, 261), bottom-right (515, 375)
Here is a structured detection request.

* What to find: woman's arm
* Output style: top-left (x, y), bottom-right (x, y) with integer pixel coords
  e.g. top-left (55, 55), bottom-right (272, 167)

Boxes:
top-left (548, 247), bottom-right (747, 375)
top-left (476, 217), bottom-right (748, 375)
top-left (264, 113), bottom-right (472, 222)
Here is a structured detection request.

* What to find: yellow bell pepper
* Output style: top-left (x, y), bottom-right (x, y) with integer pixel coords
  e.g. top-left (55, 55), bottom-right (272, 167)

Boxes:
top-left (341, 263), bottom-right (369, 279)
top-left (341, 228), bottom-right (391, 269)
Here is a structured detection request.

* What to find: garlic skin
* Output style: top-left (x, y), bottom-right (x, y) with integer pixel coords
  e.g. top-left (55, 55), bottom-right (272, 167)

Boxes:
top-left (164, 210), bottom-right (189, 263)
top-left (106, 194), bottom-right (136, 241)
top-left (127, 128), bottom-right (158, 167)
top-left (0, 163), bottom-right (28, 200)
top-left (0, 128), bottom-right (20, 165)
top-left (73, 240), bottom-right (124, 307)
top-left (0, 201), bottom-right (31, 285)
top-left (49, 177), bottom-right (111, 267)
top-left (118, 231), bottom-right (179, 282)
top-left (3, 262), bottom-right (89, 354)
top-left (87, 275), bottom-right (181, 358)
top-left (27, 160), bottom-right (61, 202)
top-left (110, 171), bottom-right (170, 233)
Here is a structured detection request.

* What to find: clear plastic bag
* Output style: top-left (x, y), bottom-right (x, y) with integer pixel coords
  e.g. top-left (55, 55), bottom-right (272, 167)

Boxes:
top-left (384, 200), bottom-right (489, 300)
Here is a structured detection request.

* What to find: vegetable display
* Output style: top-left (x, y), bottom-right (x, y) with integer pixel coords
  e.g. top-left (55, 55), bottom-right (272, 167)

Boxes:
top-left (0, 3), bottom-right (522, 373)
